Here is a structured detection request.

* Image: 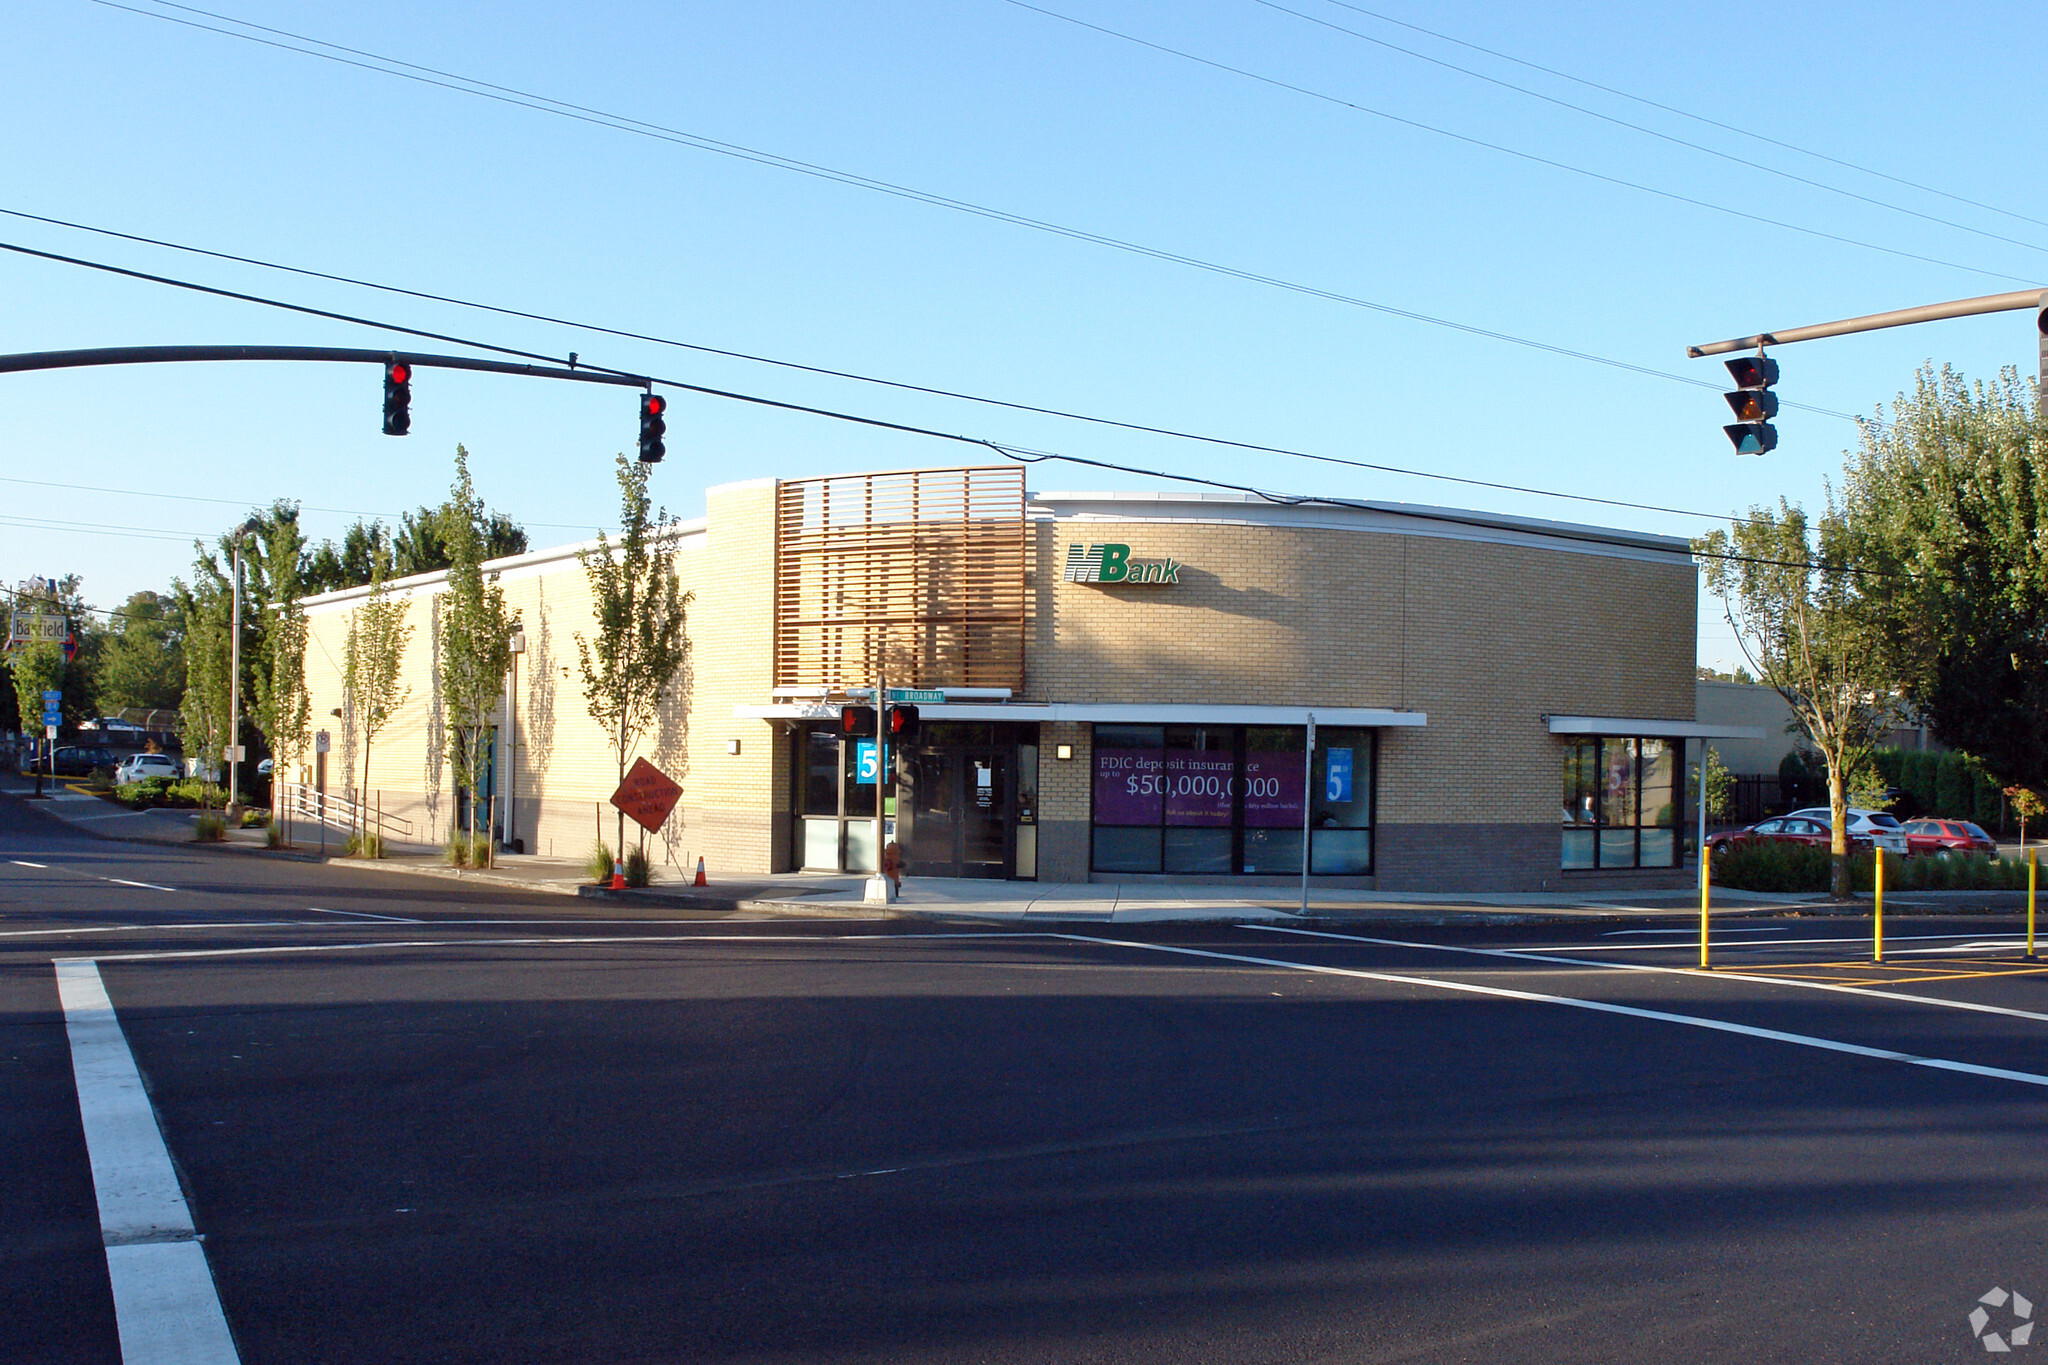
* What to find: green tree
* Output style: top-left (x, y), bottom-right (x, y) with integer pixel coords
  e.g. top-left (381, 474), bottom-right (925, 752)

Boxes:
top-left (306, 521), bottom-right (389, 595)
top-left (1697, 501), bottom-right (1891, 898)
top-left (97, 591), bottom-right (186, 716)
top-left (307, 504), bottom-right (527, 594)
top-left (175, 574), bottom-right (231, 795)
top-left (1686, 744), bottom-right (1735, 823)
top-left (1839, 364), bottom-right (2048, 792)
top-left (8, 640), bottom-right (64, 793)
top-left (435, 447), bottom-right (516, 855)
top-left (251, 512), bottom-right (312, 819)
top-left (342, 559), bottom-right (414, 845)
top-left (576, 455), bottom-right (692, 867)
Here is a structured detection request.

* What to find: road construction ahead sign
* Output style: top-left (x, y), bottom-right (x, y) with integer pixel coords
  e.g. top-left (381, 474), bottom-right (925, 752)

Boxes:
top-left (610, 758), bottom-right (683, 834)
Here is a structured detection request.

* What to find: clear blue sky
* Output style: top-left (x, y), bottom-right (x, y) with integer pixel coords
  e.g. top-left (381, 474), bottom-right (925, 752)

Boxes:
top-left (5, 0), bottom-right (2044, 672)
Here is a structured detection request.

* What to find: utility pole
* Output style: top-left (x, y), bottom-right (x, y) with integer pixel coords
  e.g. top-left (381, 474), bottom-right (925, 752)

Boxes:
top-left (1689, 288), bottom-right (2048, 418)
top-left (225, 517), bottom-right (262, 822)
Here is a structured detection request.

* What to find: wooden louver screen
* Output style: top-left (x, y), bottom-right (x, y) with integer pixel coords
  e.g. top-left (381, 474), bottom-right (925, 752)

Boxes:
top-left (774, 466), bottom-right (1027, 691)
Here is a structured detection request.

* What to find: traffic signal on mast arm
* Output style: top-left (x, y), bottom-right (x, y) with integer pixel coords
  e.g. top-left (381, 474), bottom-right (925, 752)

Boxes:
top-left (638, 391), bottom-right (667, 464)
top-left (887, 704), bottom-right (920, 745)
top-left (840, 704), bottom-right (877, 738)
top-left (381, 359), bottom-right (412, 436)
top-left (1722, 355), bottom-right (1779, 455)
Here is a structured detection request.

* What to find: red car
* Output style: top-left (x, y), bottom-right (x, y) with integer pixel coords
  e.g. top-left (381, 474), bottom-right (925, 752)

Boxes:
top-left (1707, 815), bottom-right (1872, 853)
top-left (1900, 819), bottom-right (1999, 858)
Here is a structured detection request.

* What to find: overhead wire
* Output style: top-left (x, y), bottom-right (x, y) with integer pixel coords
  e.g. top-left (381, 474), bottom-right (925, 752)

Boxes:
top-left (1310, 0), bottom-right (2048, 234)
top-left (1248, 0), bottom-right (2048, 257)
top-left (3, 232), bottom-right (1860, 532)
top-left (78, 1), bottom-right (1917, 400)
top-left (1004, 0), bottom-right (2029, 284)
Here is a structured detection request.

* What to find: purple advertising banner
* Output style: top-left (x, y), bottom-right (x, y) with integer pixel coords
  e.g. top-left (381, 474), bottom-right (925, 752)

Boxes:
top-left (1163, 748), bottom-right (1234, 826)
top-left (1242, 749), bottom-right (1306, 827)
top-left (1093, 748), bottom-right (1164, 825)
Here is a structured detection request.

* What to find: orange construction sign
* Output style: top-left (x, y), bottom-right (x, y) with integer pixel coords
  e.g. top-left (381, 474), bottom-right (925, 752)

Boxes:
top-left (609, 757), bottom-right (683, 833)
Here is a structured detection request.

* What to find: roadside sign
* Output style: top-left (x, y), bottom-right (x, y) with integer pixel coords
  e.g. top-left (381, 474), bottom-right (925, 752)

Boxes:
top-left (609, 757), bottom-right (683, 833)
top-left (315, 729), bottom-right (331, 754)
top-left (223, 744), bottom-right (247, 762)
top-left (885, 688), bottom-right (944, 704)
top-left (45, 725), bottom-right (57, 740)
top-left (854, 739), bottom-right (879, 785)
top-left (41, 690), bottom-right (60, 703)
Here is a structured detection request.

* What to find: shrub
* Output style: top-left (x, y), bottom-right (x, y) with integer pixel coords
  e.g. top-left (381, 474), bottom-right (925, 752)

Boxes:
top-left (586, 841), bottom-right (616, 884)
top-left (347, 829), bottom-right (383, 859)
top-left (239, 809), bottom-right (269, 829)
top-left (1713, 842), bottom-right (2028, 894)
top-left (192, 813), bottom-right (225, 842)
top-left (445, 833), bottom-right (492, 869)
top-left (265, 822), bottom-right (286, 850)
top-left (624, 847), bottom-right (652, 888)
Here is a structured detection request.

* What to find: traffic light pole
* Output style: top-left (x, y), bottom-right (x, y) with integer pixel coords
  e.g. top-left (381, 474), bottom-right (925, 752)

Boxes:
top-left (1688, 288), bottom-right (2048, 415)
top-left (0, 344), bottom-right (651, 389)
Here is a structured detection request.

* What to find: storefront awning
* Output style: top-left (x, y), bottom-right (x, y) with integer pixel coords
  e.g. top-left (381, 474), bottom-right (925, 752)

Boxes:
top-left (1546, 714), bottom-right (1765, 739)
top-left (735, 702), bottom-right (1427, 727)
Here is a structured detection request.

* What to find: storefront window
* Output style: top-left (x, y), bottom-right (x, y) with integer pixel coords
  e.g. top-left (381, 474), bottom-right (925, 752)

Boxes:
top-left (1561, 736), bottom-right (1680, 869)
top-left (1090, 725), bottom-right (1375, 876)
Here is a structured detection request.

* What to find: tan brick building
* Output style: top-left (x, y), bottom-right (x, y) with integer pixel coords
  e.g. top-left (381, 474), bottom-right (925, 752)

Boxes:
top-left (299, 465), bottom-right (1728, 891)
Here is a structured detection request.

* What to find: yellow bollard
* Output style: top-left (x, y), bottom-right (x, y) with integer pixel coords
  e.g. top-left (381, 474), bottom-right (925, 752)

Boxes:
top-left (2015, 847), bottom-right (2031, 965)
top-left (1873, 846), bottom-right (1885, 963)
top-left (1699, 838), bottom-right (1712, 970)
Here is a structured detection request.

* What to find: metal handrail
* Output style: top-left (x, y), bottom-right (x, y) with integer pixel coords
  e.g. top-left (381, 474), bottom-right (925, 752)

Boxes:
top-left (277, 782), bottom-right (414, 840)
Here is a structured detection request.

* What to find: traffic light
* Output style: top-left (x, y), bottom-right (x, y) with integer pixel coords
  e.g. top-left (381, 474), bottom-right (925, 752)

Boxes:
top-left (382, 360), bottom-right (412, 436)
top-left (1721, 355), bottom-right (1779, 455)
top-left (840, 705), bottom-right (877, 738)
top-left (638, 391), bottom-right (667, 464)
top-left (887, 704), bottom-right (920, 745)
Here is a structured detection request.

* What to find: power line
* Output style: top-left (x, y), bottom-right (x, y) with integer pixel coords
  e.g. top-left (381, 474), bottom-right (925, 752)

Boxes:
top-left (80, 1), bottom-right (1901, 400)
top-left (3, 233), bottom-right (1831, 530)
top-left (1006, 0), bottom-right (2027, 284)
top-left (0, 205), bottom-right (1866, 432)
top-left (1249, 0), bottom-right (2048, 257)
top-left (1309, 0), bottom-right (2048, 234)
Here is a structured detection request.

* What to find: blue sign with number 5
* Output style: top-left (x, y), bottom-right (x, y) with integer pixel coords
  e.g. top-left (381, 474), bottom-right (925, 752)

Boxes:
top-left (1326, 747), bottom-right (1353, 803)
top-left (855, 739), bottom-right (878, 785)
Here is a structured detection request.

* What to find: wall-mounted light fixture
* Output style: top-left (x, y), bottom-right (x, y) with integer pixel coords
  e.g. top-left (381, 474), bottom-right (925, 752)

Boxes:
top-left (1055, 744), bottom-right (1074, 760)
top-left (726, 739), bottom-right (742, 756)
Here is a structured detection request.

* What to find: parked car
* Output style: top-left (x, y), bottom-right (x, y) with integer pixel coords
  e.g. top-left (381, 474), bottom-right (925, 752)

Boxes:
top-left (1900, 818), bottom-right (1999, 858)
top-left (1783, 807), bottom-right (1910, 855)
top-left (116, 753), bottom-right (181, 786)
top-left (51, 745), bottom-right (118, 777)
top-left (1707, 815), bottom-right (1870, 853)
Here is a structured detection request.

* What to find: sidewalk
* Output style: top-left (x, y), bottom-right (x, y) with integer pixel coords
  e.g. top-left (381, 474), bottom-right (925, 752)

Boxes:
top-left (1, 771), bottom-right (1867, 925)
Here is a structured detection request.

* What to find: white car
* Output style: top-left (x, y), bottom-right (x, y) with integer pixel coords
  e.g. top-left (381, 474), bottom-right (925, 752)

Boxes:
top-left (116, 753), bottom-right (180, 785)
top-left (1784, 807), bottom-right (1910, 855)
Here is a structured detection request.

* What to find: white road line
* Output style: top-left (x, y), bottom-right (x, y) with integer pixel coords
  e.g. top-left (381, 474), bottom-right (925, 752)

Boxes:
top-left (1248, 925), bottom-right (2048, 1026)
top-left (1059, 933), bottom-right (2048, 1090)
top-left (303, 906), bottom-right (422, 923)
top-left (1604, 926), bottom-right (1788, 937)
top-left (1528, 931), bottom-right (2026, 955)
top-left (0, 922), bottom-right (303, 939)
top-left (54, 959), bottom-right (240, 1363)
top-left (86, 930), bottom-right (1047, 963)
top-left (103, 878), bottom-right (178, 893)
top-left (10, 859), bottom-right (49, 868)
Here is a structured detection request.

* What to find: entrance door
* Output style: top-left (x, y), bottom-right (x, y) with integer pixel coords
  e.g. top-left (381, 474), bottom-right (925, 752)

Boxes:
top-left (907, 747), bottom-right (1011, 878)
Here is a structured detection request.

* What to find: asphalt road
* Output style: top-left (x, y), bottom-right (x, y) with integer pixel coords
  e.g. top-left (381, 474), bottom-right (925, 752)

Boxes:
top-left (8, 793), bottom-right (2048, 1363)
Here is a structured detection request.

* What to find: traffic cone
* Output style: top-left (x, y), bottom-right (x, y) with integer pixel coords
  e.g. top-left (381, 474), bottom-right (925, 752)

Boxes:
top-left (610, 858), bottom-right (626, 891)
top-left (693, 856), bottom-right (708, 887)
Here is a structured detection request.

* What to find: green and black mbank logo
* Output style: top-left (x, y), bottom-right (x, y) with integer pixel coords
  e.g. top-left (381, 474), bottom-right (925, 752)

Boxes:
top-left (1063, 542), bottom-right (1181, 585)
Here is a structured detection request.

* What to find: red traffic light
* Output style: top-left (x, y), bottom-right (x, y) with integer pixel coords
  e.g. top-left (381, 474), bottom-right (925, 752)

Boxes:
top-left (645, 394), bottom-right (666, 416)
top-left (840, 705), bottom-right (877, 737)
top-left (387, 361), bottom-right (411, 384)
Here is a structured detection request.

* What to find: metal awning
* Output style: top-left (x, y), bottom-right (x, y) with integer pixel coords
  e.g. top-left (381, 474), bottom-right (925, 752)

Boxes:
top-left (735, 701), bottom-right (1427, 727)
top-left (1547, 714), bottom-right (1765, 740)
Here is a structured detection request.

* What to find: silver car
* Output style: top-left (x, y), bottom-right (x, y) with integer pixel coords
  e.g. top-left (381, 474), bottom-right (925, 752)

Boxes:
top-left (1784, 806), bottom-right (1910, 855)
top-left (116, 753), bottom-right (181, 785)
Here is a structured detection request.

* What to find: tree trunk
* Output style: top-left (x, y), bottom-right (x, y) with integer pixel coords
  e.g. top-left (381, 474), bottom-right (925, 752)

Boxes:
top-left (1828, 765), bottom-right (1851, 900)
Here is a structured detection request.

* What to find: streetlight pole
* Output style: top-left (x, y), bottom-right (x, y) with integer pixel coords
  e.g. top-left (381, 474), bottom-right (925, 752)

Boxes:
top-left (225, 517), bottom-right (262, 821)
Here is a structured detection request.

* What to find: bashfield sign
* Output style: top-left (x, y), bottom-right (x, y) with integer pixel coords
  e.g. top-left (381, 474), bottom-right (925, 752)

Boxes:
top-left (1063, 542), bottom-right (1181, 586)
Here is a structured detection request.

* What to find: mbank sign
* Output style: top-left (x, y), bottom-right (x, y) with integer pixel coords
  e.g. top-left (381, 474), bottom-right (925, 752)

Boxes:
top-left (1063, 542), bottom-right (1181, 586)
